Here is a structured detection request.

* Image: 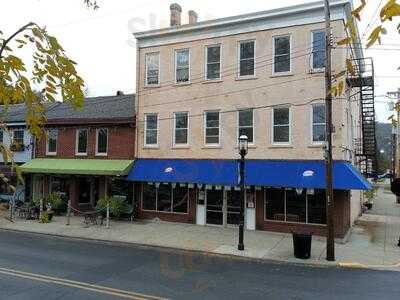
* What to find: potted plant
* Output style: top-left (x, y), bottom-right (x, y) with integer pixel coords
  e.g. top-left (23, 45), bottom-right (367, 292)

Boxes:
top-left (363, 187), bottom-right (377, 210)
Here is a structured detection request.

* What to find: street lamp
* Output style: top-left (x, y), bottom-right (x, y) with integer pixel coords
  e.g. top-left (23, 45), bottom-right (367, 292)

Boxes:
top-left (238, 135), bottom-right (248, 251)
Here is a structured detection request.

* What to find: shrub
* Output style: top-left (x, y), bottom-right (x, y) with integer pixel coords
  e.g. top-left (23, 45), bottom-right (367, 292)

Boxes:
top-left (32, 193), bottom-right (66, 214)
top-left (39, 211), bottom-right (51, 223)
top-left (96, 196), bottom-right (127, 218)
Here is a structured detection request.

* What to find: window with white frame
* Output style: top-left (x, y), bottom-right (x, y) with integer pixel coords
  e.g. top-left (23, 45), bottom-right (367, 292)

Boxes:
top-left (239, 40), bottom-right (255, 77)
top-left (312, 104), bottom-right (326, 143)
top-left (145, 114), bottom-right (158, 146)
top-left (174, 112), bottom-right (188, 145)
top-left (96, 128), bottom-right (108, 155)
top-left (206, 45), bottom-right (221, 80)
top-left (205, 111), bottom-right (220, 145)
top-left (273, 35), bottom-right (291, 73)
top-left (76, 129), bottom-right (88, 155)
top-left (142, 183), bottom-right (189, 214)
top-left (145, 52), bottom-right (160, 85)
top-left (311, 31), bottom-right (326, 70)
top-left (238, 109), bottom-right (254, 144)
top-left (46, 129), bottom-right (58, 155)
top-left (13, 130), bottom-right (24, 145)
top-left (272, 107), bottom-right (290, 144)
top-left (175, 49), bottom-right (190, 83)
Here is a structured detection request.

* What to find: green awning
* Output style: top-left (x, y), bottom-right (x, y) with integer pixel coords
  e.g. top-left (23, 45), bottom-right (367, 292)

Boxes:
top-left (20, 159), bottom-right (134, 176)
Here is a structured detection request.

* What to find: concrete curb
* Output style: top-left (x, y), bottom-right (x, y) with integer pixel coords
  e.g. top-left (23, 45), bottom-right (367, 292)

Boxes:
top-left (2, 226), bottom-right (399, 272)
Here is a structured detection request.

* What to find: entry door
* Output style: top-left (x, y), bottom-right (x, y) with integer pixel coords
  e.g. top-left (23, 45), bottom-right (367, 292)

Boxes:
top-left (206, 189), bottom-right (223, 225)
top-left (226, 190), bottom-right (241, 225)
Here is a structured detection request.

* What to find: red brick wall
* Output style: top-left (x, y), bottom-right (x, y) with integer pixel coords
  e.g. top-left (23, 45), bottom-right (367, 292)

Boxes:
top-left (36, 125), bottom-right (135, 159)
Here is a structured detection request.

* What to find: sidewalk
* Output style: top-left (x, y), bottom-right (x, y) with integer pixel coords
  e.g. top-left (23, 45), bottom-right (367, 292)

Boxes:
top-left (1, 211), bottom-right (399, 271)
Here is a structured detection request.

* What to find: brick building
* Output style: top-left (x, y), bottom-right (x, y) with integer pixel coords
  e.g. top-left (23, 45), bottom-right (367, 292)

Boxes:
top-left (21, 94), bottom-right (135, 210)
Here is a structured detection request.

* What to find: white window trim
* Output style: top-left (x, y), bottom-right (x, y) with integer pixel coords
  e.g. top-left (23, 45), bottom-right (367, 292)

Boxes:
top-left (204, 110), bottom-right (221, 147)
top-left (310, 103), bottom-right (326, 145)
top-left (46, 129), bottom-right (57, 156)
top-left (174, 48), bottom-right (191, 84)
top-left (95, 128), bottom-right (108, 156)
top-left (271, 106), bottom-right (292, 145)
top-left (173, 112), bottom-right (190, 147)
top-left (205, 44), bottom-right (222, 81)
top-left (237, 39), bottom-right (256, 79)
top-left (144, 113), bottom-right (159, 148)
top-left (75, 129), bottom-right (88, 156)
top-left (237, 109), bottom-right (255, 146)
top-left (145, 52), bottom-right (160, 87)
top-left (272, 34), bottom-right (292, 76)
top-left (310, 30), bottom-right (326, 72)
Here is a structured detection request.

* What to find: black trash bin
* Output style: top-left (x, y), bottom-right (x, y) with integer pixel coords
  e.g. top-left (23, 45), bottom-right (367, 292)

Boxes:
top-left (292, 233), bottom-right (312, 259)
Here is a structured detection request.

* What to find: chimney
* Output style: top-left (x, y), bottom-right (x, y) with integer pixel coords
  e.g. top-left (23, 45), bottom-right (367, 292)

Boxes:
top-left (188, 10), bottom-right (198, 25)
top-left (170, 3), bottom-right (182, 26)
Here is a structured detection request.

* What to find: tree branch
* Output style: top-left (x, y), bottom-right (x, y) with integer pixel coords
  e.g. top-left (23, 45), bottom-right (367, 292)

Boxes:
top-left (0, 22), bottom-right (36, 59)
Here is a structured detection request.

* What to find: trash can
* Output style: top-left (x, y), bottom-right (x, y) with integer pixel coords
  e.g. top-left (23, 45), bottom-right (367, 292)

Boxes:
top-left (292, 233), bottom-right (312, 259)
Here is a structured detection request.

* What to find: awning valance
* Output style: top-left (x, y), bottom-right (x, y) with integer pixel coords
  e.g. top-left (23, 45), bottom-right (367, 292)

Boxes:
top-left (20, 159), bottom-right (134, 176)
top-left (127, 159), bottom-right (371, 190)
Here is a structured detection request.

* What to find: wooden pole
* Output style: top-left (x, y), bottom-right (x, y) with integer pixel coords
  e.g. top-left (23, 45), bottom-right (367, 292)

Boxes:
top-left (324, 0), bottom-right (335, 261)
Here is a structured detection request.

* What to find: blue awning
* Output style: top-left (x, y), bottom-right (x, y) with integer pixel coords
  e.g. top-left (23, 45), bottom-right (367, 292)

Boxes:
top-left (245, 160), bottom-right (371, 190)
top-left (127, 159), bottom-right (371, 190)
top-left (127, 159), bottom-right (237, 186)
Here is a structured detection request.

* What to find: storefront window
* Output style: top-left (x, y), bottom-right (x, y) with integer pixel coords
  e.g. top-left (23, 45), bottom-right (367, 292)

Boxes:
top-left (286, 189), bottom-right (306, 223)
top-left (50, 177), bottom-right (69, 201)
top-left (307, 189), bottom-right (326, 224)
top-left (142, 183), bottom-right (189, 214)
top-left (265, 188), bottom-right (326, 224)
top-left (142, 184), bottom-right (156, 211)
top-left (265, 188), bottom-right (285, 221)
top-left (173, 185), bottom-right (188, 213)
top-left (157, 183), bottom-right (172, 212)
top-left (110, 179), bottom-right (133, 204)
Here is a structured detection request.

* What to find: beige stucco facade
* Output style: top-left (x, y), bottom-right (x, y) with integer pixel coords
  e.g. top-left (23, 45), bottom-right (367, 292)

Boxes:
top-left (135, 19), bottom-right (359, 161)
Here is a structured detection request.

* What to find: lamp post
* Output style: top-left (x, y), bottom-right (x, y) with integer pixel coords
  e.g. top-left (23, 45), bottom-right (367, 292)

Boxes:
top-left (238, 135), bottom-right (248, 251)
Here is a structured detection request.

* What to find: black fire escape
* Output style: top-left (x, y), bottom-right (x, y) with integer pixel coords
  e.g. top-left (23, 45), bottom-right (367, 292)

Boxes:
top-left (347, 57), bottom-right (377, 178)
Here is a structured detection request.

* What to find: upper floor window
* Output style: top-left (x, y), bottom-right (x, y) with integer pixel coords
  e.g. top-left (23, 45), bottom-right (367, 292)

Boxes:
top-left (46, 129), bottom-right (58, 155)
top-left (239, 40), bottom-right (255, 77)
top-left (145, 52), bottom-right (160, 85)
top-left (204, 111), bottom-right (220, 145)
top-left (145, 114), bottom-right (158, 146)
top-left (76, 129), bottom-right (88, 155)
top-left (174, 112), bottom-right (189, 146)
top-left (0, 130), bottom-right (3, 144)
top-left (273, 35), bottom-right (291, 74)
top-left (96, 128), bottom-right (108, 155)
top-left (175, 49), bottom-right (190, 83)
top-left (311, 30), bottom-right (326, 70)
top-left (312, 104), bottom-right (326, 143)
top-left (206, 45), bottom-right (221, 80)
top-left (272, 107), bottom-right (290, 144)
top-left (238, 109), bottom-right (254, 144)
top-left (13, 130), bottom-right (24, 145)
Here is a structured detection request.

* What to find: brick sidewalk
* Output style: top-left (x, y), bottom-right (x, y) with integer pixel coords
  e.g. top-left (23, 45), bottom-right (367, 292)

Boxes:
top-left (1, 211), bottom-right (399, 271)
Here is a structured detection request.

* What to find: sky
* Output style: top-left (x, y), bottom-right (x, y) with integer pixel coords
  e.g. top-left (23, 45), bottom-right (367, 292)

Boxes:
top-left (3, 0), bottom-right (400, 122)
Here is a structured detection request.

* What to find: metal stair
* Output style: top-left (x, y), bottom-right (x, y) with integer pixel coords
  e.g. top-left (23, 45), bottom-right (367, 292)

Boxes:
top-left (347, 57), bottom-right (377, 178)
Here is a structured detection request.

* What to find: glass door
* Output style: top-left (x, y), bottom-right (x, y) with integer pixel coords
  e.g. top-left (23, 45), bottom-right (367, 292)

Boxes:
top-left (226, 190), bottom-right (241, 225)
top-left (206, 189), bottom-right (223, 225)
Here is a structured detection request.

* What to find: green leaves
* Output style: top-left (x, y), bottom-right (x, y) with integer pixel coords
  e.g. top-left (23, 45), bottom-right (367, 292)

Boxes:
top-left (366, 25), bottom-right (387, 48)
top-left (380, 0), bottom-right (400, 21)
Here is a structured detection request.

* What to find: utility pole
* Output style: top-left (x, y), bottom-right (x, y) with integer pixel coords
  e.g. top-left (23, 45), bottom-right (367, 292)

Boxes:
top-left (387, 88), bottom-right (400, 203)
top-left (324, 0), bottom-right (335, 262)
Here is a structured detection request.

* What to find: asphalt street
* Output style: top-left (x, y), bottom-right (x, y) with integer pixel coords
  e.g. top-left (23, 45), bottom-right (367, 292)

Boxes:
top-left (0, 229), bottom-right (399, 300)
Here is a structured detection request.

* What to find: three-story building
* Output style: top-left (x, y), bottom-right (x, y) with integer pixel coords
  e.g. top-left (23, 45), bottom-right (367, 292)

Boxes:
top-left (129, 1), bottom-right (372, 237)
